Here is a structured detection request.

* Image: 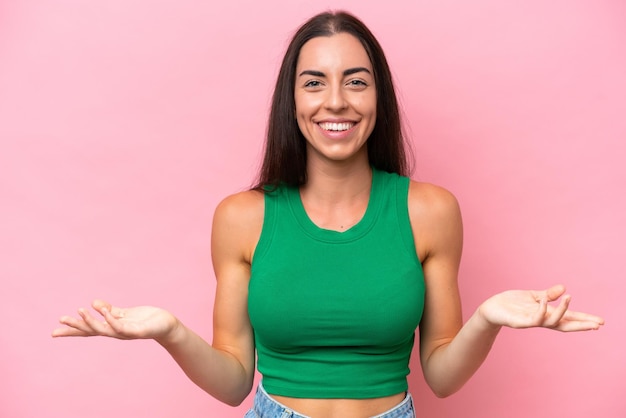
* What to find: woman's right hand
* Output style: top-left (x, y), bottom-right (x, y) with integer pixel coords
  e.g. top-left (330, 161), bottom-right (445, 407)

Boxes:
top-left (52, 300), bottom-right (179, 343)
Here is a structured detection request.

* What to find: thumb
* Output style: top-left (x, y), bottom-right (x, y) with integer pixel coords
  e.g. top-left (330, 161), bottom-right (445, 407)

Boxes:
top-left (91, 299), bottom-right (111, 311)
top-left (545, 284), bottom-right (566, 302)
top-left (91, 299), bottom-right (124, 318)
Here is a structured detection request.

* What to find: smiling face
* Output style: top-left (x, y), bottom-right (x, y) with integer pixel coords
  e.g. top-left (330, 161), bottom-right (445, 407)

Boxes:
top-left (294, 33), bottom-right (377, 168)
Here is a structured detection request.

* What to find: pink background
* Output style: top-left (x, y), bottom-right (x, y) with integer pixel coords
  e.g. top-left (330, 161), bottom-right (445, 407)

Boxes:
top-left (1, 1), bottom-right (624, 417)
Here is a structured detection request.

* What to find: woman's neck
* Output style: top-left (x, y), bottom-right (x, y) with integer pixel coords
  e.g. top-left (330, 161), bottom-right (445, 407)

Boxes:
top-left (299, 159), bottom-right (373, 231)
top-left (302, 158), bottom-right (372, 201)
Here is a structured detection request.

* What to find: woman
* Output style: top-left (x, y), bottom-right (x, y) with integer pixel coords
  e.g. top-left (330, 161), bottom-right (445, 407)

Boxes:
top-left (52, 11), bottom-right (604, 418)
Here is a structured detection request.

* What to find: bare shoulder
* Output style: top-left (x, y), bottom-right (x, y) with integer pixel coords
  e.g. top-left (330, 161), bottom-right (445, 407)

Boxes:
top-left (408, 181), bottom-right (463, 261)
top-left (212, 189), bottom-right (265, 265)
top-left (214, 189), bottom-right (264, 225)
top-left (408, 181), bottom-right (461, 221)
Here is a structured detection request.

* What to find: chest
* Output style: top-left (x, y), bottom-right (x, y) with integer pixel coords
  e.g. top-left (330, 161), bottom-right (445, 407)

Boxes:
top-left (249, 236), bottom-right (425, 350)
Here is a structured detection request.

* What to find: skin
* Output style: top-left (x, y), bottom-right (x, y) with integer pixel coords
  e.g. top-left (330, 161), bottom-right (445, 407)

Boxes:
top-left (52, 33), bottom-right (605, 417)
top-left (294, 34), bottom-right (377, 233)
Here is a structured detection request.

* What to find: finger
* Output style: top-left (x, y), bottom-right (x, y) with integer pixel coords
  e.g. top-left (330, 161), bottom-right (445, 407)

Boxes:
top-left (554, 319), bottom-right (604, 332)
top-left (100, 307), bottom-right (127, 335)
top-left (52, 313), bottom-right (95, 337)
top-left (560, 309), bottom-right (605, 325)
top-left (544, 294), bottom-right (571, 328)
top-left (544, 284), bottom-right (566, 302)
top-left (78, 308), bottom-right (115, 337)
top-left (92, 299), bottom-right (112, 312)
top-left (92, 300), bottom-right (125, 320)
top-left (57, 314), bottom-right (95, 335)
top-left (51, 326), bottom-right (91, 337)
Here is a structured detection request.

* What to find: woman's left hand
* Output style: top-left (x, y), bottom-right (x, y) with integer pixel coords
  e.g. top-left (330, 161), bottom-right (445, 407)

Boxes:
top-left (478, 284), bottom-right (604, 332)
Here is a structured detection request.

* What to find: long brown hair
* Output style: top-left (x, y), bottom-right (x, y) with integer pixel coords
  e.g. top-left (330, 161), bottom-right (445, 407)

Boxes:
top-left (254, 11), bottom-right (411, 190)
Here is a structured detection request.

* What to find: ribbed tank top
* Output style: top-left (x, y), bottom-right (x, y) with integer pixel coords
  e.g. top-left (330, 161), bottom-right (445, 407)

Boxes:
top-left (248, 168), bottom-right (425, 399)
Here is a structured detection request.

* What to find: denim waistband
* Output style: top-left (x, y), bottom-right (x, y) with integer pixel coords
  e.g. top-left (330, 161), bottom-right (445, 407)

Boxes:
top-left (245, 383), bottom-right (415, 418)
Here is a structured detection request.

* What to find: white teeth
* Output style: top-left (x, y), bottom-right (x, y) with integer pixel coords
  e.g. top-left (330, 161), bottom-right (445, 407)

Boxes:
top-left (319, 122), bottom-right (354, 132)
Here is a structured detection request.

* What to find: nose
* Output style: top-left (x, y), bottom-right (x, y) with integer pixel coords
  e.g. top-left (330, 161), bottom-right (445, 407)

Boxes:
top-left (324, 85), bottom-right (348, 112)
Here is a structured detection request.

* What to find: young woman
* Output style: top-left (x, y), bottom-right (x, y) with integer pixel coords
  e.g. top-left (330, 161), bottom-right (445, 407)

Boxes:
top-left (52, 11), bottom-right (604, 418)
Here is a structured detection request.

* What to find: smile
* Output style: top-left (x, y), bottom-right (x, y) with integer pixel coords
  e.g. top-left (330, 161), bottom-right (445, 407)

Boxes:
top-left (318, 122), bottom-right (355, 132)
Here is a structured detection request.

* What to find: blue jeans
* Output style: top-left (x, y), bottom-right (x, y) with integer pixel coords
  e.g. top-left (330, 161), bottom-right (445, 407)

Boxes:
top-left (244, 383), bottom-right (415, 418)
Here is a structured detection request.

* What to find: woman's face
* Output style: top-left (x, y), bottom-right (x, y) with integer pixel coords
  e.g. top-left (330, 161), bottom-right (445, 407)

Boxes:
top-left (294, 33), bottom-right (376, 166)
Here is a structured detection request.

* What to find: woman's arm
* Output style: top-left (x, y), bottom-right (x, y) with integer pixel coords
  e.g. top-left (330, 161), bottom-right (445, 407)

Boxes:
top-left (52, 190), bottom-right (264, 406)
top-left (409, 182), bottom-right (604, 398)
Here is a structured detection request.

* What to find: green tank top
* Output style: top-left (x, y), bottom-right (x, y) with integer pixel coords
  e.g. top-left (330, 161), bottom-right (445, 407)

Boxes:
top-left (248, 168), bottom-right (425, 399)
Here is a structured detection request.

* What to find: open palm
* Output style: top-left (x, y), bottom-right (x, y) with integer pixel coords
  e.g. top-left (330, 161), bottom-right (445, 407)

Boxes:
top-left (479, 285), bottom-right (604, 332)
top-left (52, 300), bottom-right (178, 341)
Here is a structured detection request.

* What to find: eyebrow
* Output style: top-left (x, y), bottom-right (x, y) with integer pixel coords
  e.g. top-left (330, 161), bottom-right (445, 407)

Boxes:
top-left (298, 67), bottom-right (372, 77)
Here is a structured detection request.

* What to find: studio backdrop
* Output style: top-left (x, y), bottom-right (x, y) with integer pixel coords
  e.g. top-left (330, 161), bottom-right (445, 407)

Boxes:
top-left (1, 1), bottom-right (624, 417)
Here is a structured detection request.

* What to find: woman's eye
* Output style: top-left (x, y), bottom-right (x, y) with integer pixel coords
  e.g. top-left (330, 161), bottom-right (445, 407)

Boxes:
top-left (348, 79), bottom-right (367, 87)
top-left (304, 80), bottom-right (322, 88)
